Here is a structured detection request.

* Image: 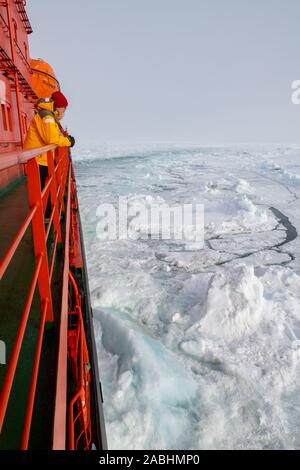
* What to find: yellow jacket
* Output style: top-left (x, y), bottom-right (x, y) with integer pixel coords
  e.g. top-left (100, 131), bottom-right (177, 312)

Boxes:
top-left (24, 98), bottom-right (71, 166)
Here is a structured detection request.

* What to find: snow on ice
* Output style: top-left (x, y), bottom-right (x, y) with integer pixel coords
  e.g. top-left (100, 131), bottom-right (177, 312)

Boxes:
top-left (75, 144), bottom-right (300, 449)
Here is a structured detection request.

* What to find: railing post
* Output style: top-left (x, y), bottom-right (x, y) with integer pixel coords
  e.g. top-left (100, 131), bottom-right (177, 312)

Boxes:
top-left (52, 170), bottom-right (71, 449)
top-left (56, 148), bottom-right (65, 213)
top-left (47, 150), bottom-right (62, 243)
top-left (26, 157), bottom-right (54, 322)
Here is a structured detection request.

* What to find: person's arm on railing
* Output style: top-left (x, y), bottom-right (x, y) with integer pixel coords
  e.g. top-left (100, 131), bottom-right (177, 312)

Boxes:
top-left (39, 115), bottom-right (71, 148)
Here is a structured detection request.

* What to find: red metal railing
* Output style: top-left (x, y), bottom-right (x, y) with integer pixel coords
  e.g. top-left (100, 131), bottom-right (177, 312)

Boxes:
top-left (52, 165), bottom-right (71, 450)
top-left (15, 0), bottom-right (33, 34)
top-left (68, 271), bottom-right (92, 450)
top-left (0, 144), bottom-right (70, 448)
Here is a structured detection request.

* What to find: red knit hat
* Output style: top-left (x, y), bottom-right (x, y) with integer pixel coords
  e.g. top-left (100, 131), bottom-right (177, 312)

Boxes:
top-left (51, 91), bottom-right (68, 108)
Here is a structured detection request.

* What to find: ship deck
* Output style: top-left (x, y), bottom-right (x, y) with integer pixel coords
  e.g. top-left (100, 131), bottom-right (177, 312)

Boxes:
top-left (0, 178), bottom-right (64, 449)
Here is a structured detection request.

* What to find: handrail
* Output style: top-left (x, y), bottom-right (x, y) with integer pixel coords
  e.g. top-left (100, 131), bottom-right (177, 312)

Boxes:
top-left (0, 204), bottom-right (37, 280)
top-left (15, 0), bottom-right (33, 34)
top-left (68, 271), bottom-right (92, 450)
top-left (52, 167), bottom-right (71, 450)
top-left (0, 145), bottom-right (55, 171)
top-left (0, 143), bottom-right (70, 447)
top-left (0, 254), bottom-right (43, 430)
top-left (21, 298), bottom-right (49, 450)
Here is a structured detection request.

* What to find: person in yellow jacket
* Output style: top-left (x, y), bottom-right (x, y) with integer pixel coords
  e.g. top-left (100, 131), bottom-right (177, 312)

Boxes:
top-left (24, 91), bottom-right (75, 218)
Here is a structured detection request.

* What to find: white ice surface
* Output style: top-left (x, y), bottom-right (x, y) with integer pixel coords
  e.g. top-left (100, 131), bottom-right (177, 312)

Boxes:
top-left (75, 144), bottom-right (300, 449)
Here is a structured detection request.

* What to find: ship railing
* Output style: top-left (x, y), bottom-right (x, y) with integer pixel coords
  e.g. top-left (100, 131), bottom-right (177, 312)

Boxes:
top-left (67, 270), bottom-right (92, 450)
top-left (0, 144), bottom-right (70, 449)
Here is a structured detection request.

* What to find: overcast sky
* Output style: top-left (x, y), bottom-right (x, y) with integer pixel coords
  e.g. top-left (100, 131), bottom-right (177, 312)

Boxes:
top-left (27, 0), bottom-right (300, 145)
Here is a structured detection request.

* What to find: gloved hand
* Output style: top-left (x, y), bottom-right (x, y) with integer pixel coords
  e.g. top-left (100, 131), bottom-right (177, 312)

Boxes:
top-left (68, 135), bottom-right (75, 148)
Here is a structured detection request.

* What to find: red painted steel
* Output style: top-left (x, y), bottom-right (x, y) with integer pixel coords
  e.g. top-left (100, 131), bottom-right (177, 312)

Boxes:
top-left (47, 150), bottom-right (62, 244)
top-left (5, 0), bottom-right (25, 146)
top-left (52, 169), bottom-right (71, 450)
top-left (0, 253), bottom-right (43, 432)
top-left (0, 146), bottom-right (55, 171)
top-left (20, 298), bottom-right (48, 450)
top-left (0, 143), bottom-right (72, 448)
top-left (68, 271), bottom-right (92, 450)
top-left (70, 168), bottom-right (83, 269)
top-left (0, 204), bottom-right (36, 279)
top-left (15, 0), bottom-right (33, 34)
top-left (26, 157), bottom-right (54, 322)
top-left (0, 1), bottom-right (97, 450)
